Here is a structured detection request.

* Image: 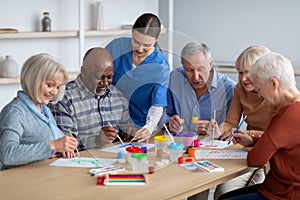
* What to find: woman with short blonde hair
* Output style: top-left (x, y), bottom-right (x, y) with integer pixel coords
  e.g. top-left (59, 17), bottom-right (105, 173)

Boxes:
top-left (20, 53), bottom-right (68, 104)
top-left (0, 53), bottom-right (78, 170)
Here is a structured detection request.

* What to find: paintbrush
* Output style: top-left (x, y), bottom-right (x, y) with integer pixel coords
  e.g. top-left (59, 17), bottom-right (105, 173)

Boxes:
top-left (212, 110), bottom-right (216, 146)
top-left (107, 122), bottom-right (125, 146)
top-left (127, 137), bottom-right (135, 145)
top-left (68, 128), bottom-right (81, 159)
top-left (228, 115), bottom-right (248, 145)
top-left (163, 124), bottom-right (176, 144)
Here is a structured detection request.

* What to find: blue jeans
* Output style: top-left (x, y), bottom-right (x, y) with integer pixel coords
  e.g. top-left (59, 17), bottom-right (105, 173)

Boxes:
top-left (218, 184), bottom-right (267, 200)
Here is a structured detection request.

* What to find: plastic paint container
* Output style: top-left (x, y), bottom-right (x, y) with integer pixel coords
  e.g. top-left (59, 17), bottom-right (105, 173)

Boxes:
top-left (193, 139), bottom-right (201, 148)
top-left (131, 153), bottom-right (148, 172)
top-left (173, 132), bottom-right (197, 148)
top-left (188, 147), bottom-right (196, 157)
top-left (168, 142), bottom-right (184, 161)
top-left (178, 156), bottom-right (184, 164)
top-left (154, 136), bottom-right (169, 157)
top-left (141, 146), bottom-right (147, 153)
top-left (126, 146), bottom-right (144, 164)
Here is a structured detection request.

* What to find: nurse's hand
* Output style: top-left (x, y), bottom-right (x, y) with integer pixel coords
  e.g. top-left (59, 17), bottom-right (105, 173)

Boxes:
top-left (133, 128), bottom-right (151, 143)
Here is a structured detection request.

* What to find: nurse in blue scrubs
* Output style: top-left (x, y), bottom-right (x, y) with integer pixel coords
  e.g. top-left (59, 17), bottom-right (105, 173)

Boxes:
top-left (106, 13), bottom-right (170, 142)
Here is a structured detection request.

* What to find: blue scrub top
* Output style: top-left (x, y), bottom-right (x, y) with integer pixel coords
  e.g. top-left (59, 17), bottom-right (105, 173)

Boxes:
top-left (106, 37), bottom-right (170, 127)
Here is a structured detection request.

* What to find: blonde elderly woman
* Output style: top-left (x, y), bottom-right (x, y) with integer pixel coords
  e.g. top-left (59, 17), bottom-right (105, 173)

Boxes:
top-left (215, 46), bottom-right (278, 199)
top-left (0, 53), bottom-right (78, 170)
top-left (219, 52), bottom-right (300, 199)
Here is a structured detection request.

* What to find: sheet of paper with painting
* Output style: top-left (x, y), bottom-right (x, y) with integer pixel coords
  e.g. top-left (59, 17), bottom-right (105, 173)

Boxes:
top-left (195, 149), bottom-right (248, 159)
top-left (50, 157), bottom-right (117, 168)
top-left (200, 137), bottom-right (232, 149)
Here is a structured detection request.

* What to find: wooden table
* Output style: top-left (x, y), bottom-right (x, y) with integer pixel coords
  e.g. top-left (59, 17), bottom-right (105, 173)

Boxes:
top-left (0, 145), bottom-right (251, 200)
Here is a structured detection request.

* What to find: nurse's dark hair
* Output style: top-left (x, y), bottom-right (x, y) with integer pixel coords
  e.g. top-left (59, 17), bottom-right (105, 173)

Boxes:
top-left (132, 13), bottom-right (161, 39)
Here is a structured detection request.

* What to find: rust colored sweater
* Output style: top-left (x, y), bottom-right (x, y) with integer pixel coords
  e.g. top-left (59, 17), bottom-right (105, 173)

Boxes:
top-left (222, 83), bottom-right (277, 135)
top-left (248, 102), bottom-right (300, 199)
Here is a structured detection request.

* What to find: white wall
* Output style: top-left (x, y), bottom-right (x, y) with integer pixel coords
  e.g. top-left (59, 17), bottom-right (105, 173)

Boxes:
top-left (0, 0), bottom-right (159, 110)
top-left (160, 0), bottom-right (300, 69)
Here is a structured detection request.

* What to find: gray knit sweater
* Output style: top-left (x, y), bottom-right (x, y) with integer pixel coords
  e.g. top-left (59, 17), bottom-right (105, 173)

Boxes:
top-left (0, 97), bottom-right (58, 170)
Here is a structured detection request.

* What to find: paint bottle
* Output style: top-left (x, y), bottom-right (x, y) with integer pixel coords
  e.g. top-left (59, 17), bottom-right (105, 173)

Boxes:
top-left (193, 139), bottom-right (201, 148)
top-left (117, 150), bottom-right (126, 163)
top-left (192, 104), bottom-right (200, 132)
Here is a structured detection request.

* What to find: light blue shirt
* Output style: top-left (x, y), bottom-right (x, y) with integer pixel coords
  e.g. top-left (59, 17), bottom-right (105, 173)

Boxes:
top-left (166, 67), bottom-right (236, 132)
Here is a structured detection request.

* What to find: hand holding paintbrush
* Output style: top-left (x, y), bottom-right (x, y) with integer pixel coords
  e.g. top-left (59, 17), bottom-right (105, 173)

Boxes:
top-left (227, 115), bottom-right (248, 145)
top-left (107, 122), bottom-right (124, 146)
top-left (100, 122), bottom-right (120, 143)
top-left (68, 129), bottom-right (81, 159)
top-left (128, 128), bottom-right (151, 143)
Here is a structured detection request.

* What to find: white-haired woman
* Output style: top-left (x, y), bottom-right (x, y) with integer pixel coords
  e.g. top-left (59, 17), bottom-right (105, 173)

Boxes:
top-left (0, 53), bottom-right (78, 170)
top-left (219, 52), bottom-right (300, 199)
top-left (215, 46), bottom-right (279, 199)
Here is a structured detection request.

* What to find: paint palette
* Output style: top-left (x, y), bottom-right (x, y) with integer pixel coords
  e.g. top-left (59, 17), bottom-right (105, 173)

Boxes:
top-left (194, 160), bottom-right (224, 172)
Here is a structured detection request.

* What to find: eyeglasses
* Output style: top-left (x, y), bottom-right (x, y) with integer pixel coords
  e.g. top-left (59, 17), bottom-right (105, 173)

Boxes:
top-left (97, 74), bottom-right (114, 82)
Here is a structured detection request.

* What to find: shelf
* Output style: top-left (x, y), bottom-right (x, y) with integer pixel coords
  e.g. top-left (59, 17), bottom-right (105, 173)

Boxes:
top-left (0, 30), bottom-right (126, 39)
top-left (0, 71), bottom-right (79, 85)
top-left (85, 29), bottom-right (131, 37)
top-left (0, 29), bottom-right (168, 39)
top-left (0, 31), bottom-right (78, 39)
top-left (0, 27), bottom-right (168, 85)
top-left (215, 66), bottom-right (236, 73)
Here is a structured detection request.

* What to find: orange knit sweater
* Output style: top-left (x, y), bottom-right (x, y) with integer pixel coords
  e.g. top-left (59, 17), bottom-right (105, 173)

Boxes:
top-left (221, 82), bottom-right (278, 135)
